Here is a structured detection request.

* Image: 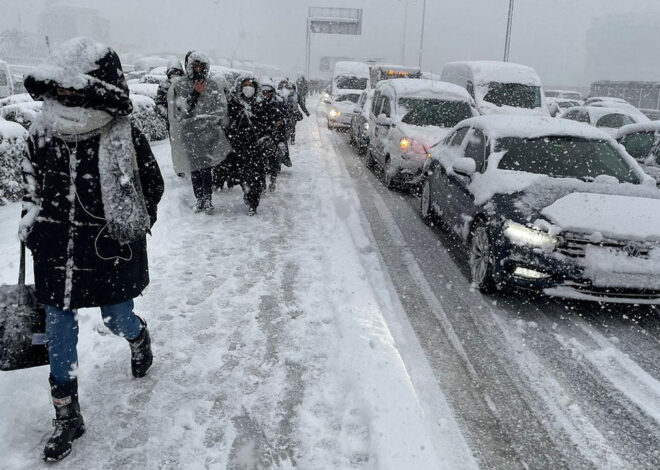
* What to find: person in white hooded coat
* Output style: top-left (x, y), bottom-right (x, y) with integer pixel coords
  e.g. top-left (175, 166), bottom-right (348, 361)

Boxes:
top-left (168, 51), bottom-right (232, 212)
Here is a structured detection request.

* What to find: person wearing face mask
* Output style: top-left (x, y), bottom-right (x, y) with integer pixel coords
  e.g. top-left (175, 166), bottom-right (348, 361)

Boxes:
top-left (168, 51), bottom-right (231, 213)
top-left (278, 79), bottom-right (308, 145)
top-left (155, 58), bottom-right (185, 130)
top-left (226, 75), bottom-right (272, 215)
top-left (20, 37), bottom-right (164, 462)
top-left (255, 77), bottom-right (288, 192)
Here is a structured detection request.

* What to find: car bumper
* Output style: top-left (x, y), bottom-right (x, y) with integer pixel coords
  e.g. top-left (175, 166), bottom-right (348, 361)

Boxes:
top-left (328, 114), bottom-right (353, 127)
top-left (393, 155), bottom-right (427, 183)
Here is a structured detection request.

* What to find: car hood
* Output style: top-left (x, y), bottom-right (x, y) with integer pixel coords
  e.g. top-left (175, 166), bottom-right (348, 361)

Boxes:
top-left (540, 192), bottom-right (660, 241)
top-left (397, 122), bottom-right (452, 148)
top-left (332, 100), bottom-right (359, 113)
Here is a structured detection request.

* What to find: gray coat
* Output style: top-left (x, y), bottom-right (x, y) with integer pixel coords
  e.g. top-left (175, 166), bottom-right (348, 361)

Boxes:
top-left (168, 52), bottom-right (232, 174)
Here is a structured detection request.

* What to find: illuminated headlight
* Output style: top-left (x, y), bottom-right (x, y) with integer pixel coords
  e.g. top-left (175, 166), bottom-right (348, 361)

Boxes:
top-left (329, 109), bottom-right (340, 118)
top-left (513, 267), bottom-right (550, 279)
top-left (364, 122), bottom-right (370, 131)
top-left (400, 137), bottom-right (411, 152)
top-left (503, 220), bottom-right (558, 249)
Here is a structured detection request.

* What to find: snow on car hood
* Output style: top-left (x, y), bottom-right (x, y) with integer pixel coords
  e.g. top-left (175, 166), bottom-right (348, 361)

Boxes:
top-left (397, 122), bottom-right (451, 148)
top-left (541, 192), bottom-right (660, 241)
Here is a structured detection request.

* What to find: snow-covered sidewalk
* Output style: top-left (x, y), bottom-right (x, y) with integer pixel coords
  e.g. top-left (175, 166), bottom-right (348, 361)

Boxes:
top-left (0, 112), bottom-right (475, 469)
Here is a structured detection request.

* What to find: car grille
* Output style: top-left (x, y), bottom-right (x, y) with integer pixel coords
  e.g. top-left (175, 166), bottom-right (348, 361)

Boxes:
top-left (557, 233), bottom-right (654, 259)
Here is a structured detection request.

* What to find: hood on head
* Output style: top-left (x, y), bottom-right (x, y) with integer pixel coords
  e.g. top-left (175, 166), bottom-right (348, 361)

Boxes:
top-left (186, 51), bottom-right (211, 80)
top-left (234, 74), bottom-right (259, 97)
top-left (260, 76), bottom-right (276, 91)
top-left (167, 58), bottom-right (184, 78)
top-left (24, 37), bottom-right (132, 117)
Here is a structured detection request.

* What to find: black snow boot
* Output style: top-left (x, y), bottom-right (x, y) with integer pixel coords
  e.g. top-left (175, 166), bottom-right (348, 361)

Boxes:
top-left (43, 377), bottom-right (85, 462)
top-left (128, 316), bottom-right (153, 378)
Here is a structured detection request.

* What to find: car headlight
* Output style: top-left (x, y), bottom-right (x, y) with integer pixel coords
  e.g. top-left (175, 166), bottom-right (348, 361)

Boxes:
top-left (400, 137), bottom-right (411, 152)
top-left (503, 220), bottom-right (558, 249)
top-left (364, 122), bottom-right (369, 131)
top-left (329, 109), bottom-right (340, 118)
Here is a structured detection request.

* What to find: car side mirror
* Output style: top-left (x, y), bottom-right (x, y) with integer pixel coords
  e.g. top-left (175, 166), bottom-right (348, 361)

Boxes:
top-left (353, 106), bottom-right (362, 114)
top-left (377, 114), bottom-right (392, 126)
top-left (452, 157), bottom-right (476, 177)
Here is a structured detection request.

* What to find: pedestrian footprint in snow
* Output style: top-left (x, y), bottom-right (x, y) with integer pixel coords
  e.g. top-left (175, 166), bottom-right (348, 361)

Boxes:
top-left (20, 37), bottom-right (164, 463)
top-left (168, 51), bottom-right (232, 213)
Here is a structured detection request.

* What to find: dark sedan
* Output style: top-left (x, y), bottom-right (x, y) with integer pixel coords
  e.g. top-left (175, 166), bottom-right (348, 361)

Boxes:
top-left (421, 115), bottom-right (660, 304)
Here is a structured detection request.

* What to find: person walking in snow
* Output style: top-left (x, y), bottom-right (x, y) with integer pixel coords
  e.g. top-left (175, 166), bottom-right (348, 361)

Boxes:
top-left (256, 77), bottom-right (289, 192)
top-left (296, 73), bottom-right (310, 112)
top-left (155, 58), bottom-right (185, 129)
top-left (227, 75), bottom-right (272, 215)
top-left (168, 51), bottom-right (231, 213)
top-left (20, 37), bottom-right (164, 462)
top-left (278, 79), bottom-right (308, 145)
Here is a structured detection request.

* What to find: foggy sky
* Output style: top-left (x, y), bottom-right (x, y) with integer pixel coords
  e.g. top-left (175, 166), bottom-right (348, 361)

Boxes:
top-left (2, 0), bottom-right (659, 86)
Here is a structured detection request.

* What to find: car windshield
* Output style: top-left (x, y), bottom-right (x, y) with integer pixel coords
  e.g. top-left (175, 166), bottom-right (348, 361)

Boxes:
top-left (496, 136), bottom-right (641, 184)
top-left (558, 101), bottom-right (579, 109)
top-left (596, 113), bottom-right (635, 128)
top-left (483, 82), bottom-right (542, 109)
top-left (336, 76), bottom-right (368, 90)
top-left (335, 94), bottom-right (360, 103)
top-left (563, 92), bottom-right (582, 100)
top-left (399, 98), bottom-right (473, 127)
top-left (545, 91), bottom-right (559, 98)
top-left (622, 132), bottom-right (656, 160)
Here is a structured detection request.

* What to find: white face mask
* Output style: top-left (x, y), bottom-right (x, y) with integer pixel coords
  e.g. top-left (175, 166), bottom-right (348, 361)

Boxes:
top-left (43, 99), bottom-right (113, 135)
top-left (242, 86), bottom-right (255, 99)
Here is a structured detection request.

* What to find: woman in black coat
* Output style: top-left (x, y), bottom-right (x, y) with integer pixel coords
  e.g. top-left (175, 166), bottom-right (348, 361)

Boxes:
top-left (20, 37), bottom-right (164, 462)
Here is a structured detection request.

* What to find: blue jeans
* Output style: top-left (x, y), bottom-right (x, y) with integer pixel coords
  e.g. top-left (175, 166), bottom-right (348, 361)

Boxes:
top-left (46, 299), bottom-right (143, 384)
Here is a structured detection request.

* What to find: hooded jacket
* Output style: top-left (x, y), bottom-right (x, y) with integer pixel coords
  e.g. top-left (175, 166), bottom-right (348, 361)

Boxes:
top-left (155, 58), bottom-right (184, 119)
top-left (21, 37), bottom-right (164, 310)
top-left (168, 51), bottom-right (231, 174)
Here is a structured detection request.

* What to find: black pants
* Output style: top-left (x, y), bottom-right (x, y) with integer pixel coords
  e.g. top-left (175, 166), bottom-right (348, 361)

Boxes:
top-left (191, 168), bottom-right (213, 202)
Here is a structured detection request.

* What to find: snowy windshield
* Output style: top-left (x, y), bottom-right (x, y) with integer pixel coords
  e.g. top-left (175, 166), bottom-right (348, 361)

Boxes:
top-left (399, 98), bottom-right (473, 127)
top-left (483, 82), bottom-right (542, 109)
top-left (334, 93), bottom-right (360, 103)
top-left (596, 113), bottom-right (635, 128)
top-left (621, 132), bottom-right (656, 160)
top-left (335, 76), bottom-right (368, 90)
top-left (496, 136), bottom-right (640, 183)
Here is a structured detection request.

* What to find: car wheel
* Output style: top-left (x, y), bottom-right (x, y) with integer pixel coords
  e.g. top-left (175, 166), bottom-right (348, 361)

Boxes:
top-left (366, 148), bottom-right (376, 170)
top-left (383, 157), bottom-right (396, 189)
top-left (358, 138), bottom-right (368, 156)
top-left (420, 178), bottom-right (435, 225)
top-left (469, 221), bottom-right (498, 293)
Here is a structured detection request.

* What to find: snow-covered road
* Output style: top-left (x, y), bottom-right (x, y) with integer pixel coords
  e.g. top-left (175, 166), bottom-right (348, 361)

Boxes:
top-left (0, 110), bottom-right (476, 469)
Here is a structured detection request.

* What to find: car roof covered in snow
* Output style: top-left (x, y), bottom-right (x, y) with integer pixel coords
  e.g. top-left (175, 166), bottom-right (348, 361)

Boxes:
top-left (458, 115), bottom-right (614, 141)
top-left (376, 79), bottom-right (472, 101)
top-left (572, 105), bottom-right (639, 121)
top-left (0, 117), bottom-right (28, 138)
top-left (617, 121), bottom-right (660, 137)
top-left (444, 60), bottom-right (542, 86)
top-left (333, 61), bottom-right (370, 77)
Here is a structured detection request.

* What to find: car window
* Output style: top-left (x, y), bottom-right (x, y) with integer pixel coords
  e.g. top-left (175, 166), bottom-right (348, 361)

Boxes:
top-left (381, 96), bottom-right (391, 117)
top-left (562, 110), bottom-right (577, 120)
top-left (335, 94), bottom-right (361, 103)
top-left (596, 113), bottom-right (635, 128)
top-left (466, 81), bottom-right (475, 98)
top-left (576, 111), bottom-right (590, 123)
top-left (371, 92), bottom-right (382, 115)
top-left (450, 127), bottom-right (470, 147)
top-left (620, 132), bottom-right (656, 160)
top-left (464, 129), bottom-right (487, 172)
top-left (399, 98), bottom-right (473, 128)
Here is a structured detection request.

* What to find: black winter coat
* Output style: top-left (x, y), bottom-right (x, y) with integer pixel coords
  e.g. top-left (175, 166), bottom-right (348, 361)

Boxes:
top-left (21, 126), bottom-right (164, 310)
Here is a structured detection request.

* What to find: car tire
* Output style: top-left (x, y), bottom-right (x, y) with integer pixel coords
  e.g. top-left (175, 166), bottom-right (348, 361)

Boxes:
top-left (366, 148), bottom-right (376, 170)
top-left (469, 221), bottom-right (498, 293)
top-left (420, 178), bottom-right (435, 225)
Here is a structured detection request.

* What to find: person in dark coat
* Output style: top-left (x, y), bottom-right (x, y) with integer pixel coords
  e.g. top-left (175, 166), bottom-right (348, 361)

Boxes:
top-left (256, 77), bottom-right (288, 192)
top-left (226, 75), bottom-right (273, 215)
top-left (296, 73), bottom-right (310, 113)
top-left (20, 37), bottom-right (164, 463)
top-left (278, 79), bottom-right (308, 144)
top-left (155, 58), bottom-right (185, 128)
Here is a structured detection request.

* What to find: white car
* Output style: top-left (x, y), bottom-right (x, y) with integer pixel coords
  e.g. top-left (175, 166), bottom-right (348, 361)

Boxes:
top-left (0, 101), bottom-right (43, 130)
top-left (546, 97), bottom-right (581, 117)
top-left (545, 89), bottom-right (584, 103)
top-left (617, 122), bottom-right (660, 184)
top-left (561, 106), bottom-right (640, 137)
top-left (327, 92), bottom-right (362, 130)
top-left (366, 79), bottom-right (476, 189)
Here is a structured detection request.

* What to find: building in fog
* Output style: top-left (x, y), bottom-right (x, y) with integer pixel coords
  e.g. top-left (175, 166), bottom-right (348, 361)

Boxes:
top-left (37, 4), bottom-right (110, 48)
top-left (585, 12), bottom-right (660, 83)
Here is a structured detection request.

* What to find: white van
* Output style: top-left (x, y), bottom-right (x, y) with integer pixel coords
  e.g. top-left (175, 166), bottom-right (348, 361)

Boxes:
top-left (332, 61), bottom-right (370, 97)
top-left (441, 61), bottom-right (547, 116)
top-left (0, 60), bottom-right (15, 99)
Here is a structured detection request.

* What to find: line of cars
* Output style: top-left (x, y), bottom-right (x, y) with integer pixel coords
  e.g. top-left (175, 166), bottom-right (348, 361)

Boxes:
top-left (324, 59), bottom-right (660, 305)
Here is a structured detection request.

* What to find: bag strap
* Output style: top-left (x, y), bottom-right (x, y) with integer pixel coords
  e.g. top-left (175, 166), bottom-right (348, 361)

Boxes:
top-left (19, 242), bottom-right (26, 286)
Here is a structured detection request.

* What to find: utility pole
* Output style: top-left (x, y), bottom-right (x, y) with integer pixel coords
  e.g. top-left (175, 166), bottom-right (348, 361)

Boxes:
top-left (503, 0), bottom-right (515, 62)
top-left (399, 0), bottom-right (413, 65)
top-left (418, 0), bottom-right (427, 69)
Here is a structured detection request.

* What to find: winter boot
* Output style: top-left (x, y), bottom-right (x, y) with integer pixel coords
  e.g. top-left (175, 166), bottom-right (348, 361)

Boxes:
top-left (128, 316), bottom-right (153, 378)
top-left (248, 206), bottom-right (257, 216)
top-left (43, 377), bottom-right (85, 462)
top-left (194, 199), bottom-right (205, 213)
top-left (203, 198), bottom-right (215, 214)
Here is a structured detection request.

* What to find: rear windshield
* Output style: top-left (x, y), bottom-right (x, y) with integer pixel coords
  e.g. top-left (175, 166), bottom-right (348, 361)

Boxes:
top-left (483, 82), bottom-right (542, 109)
top-left (335, 94), bottom-right (360, 103)
top-left (545, 91), bottom-right (559, 98)
top-left (495, 136), bottom-right (640, 184)
top-left (596, 113), bottom-right (635, 129)
top-left (399, 98), bottom-right (473, 128)
top-left (336, 76), bottom-right (368, 90)
top-left (621, 132), bottom-right (656, 160)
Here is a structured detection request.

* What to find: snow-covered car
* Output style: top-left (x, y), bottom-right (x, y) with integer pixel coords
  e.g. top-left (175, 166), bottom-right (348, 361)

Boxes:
top-left (326, 92), bottom-right (362, 130)
top-left (546, 97), bottom-right (580, 117)
top-left (585, 96), bottom-right (629, 106)
top-left (589, 101), bottom-right (650, 123)
top-left (0, 92), bottom-right (33, 109)
top-left (141, 66), bottom-right (168, 84)
top-left (366, 79), bottom-right (476, 189)
top-left (129, 94), bottom-right (167, 141)
top-left (128, 83), bottom-right (159, 100)
top-left (0, 118), bottom-right (28, 204)
top-left (617, 121), bottom-right (660, 183)
top-left (545, 89), bottom-right (584, 103)
top-left (349, 89), bottom-right (374, 154)
top-left (0, 60), bottom-right (14, 98)
top-left (0, 101), bottom-right (43, 130)
top-left (420, 114), bottom-right (660, 304)
top-left (441, 61), bottom-right (549, 116)
top-left (561, 106), bottom-right (639, 137)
